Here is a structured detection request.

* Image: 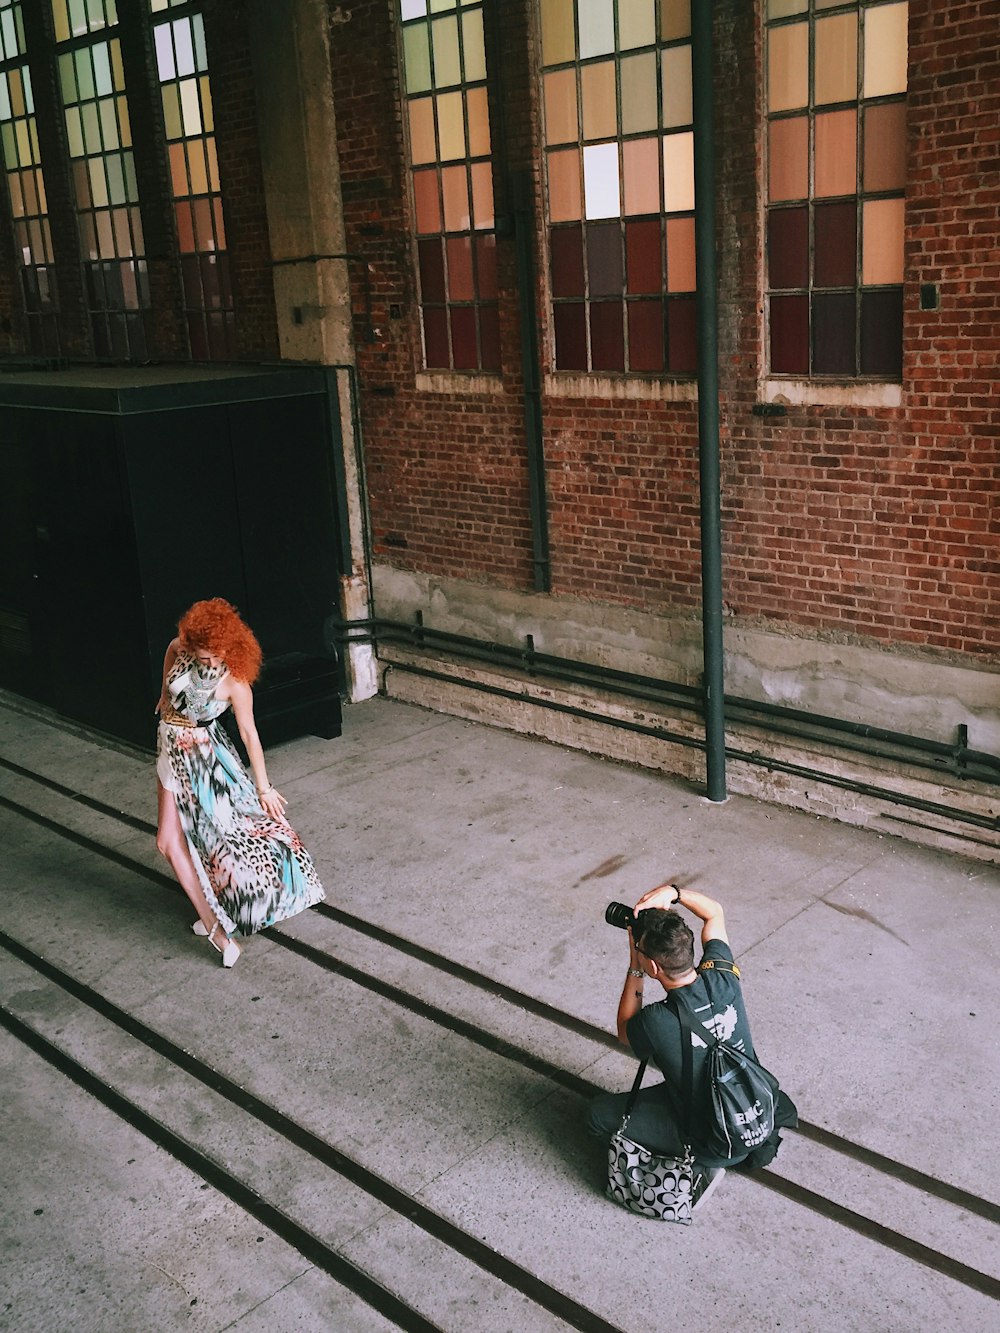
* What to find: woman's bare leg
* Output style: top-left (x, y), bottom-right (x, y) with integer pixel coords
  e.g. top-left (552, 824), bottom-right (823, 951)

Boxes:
top-left (156, 779), bottom-right (237, 950)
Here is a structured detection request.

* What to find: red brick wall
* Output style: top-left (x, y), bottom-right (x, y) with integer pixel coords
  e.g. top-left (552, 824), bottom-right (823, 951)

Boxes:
top-left (329, 0), bottom-right (999, 659)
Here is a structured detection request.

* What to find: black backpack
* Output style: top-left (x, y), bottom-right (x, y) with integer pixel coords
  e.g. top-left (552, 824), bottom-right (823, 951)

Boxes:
top-left (670, 963), bottom-right (797, 1165)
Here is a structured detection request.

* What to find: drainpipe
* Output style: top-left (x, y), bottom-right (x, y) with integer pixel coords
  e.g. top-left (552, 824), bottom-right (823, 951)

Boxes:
top-left (691, 0), bottom-right (727, 801)
top-left (512, 171), bottom-right (552, 594)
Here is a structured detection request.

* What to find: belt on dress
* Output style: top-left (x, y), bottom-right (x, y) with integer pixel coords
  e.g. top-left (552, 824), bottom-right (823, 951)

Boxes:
top-left (161, 711), bottom-right (212, 729)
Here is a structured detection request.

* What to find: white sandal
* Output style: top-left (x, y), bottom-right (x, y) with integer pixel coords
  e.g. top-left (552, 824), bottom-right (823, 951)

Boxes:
top-left (205, 921), bottom-right (240, 968)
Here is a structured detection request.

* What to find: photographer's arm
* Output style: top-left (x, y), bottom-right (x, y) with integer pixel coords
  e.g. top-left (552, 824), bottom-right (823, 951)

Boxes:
top-left (635, 882), bottom-right (729, 946)
top-left (615, 929), bottom-right (645, 1047)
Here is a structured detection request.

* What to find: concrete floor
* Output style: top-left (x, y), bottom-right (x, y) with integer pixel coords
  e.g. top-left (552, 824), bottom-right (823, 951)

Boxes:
top-left (0, 689), bottom-right (998, 1332)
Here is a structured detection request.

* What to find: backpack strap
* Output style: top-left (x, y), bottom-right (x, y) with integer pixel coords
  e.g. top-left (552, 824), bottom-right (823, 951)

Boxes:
top-left (670, 994), bottom-right (718, 1048)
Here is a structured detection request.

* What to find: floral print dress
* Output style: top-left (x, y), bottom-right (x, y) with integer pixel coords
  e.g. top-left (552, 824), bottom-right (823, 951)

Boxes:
top-left (156, 650), bottom-right (325, 936)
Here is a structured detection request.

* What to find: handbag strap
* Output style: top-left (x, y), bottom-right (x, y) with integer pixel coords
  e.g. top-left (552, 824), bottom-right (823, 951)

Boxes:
top-left (620, 1007), bottom-right (695, 1146)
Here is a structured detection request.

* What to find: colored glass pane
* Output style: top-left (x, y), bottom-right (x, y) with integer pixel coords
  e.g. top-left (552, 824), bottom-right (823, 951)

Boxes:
top-left (627, 299), bottom-right (664, 371)
top-left (581, 60), bottom-right (616, 141)
top-left (770, 294), bottom-right (809, 374)
top-left (660, 0), bottom-right (691, 42)
top-left (548, 147), bottom-right (582, 222)
top-left (470, 160), bottom-right (493, 228)
top-left (814, 12), bottom-right (857, 107)
top-left (408, 97), bottom-right (435, 164)
top-left (432, 15), bottom-right (460, 87)
top-left (544, 69), bottom-right (578, 146)
top-left (768, 207), bottom-right (808, 289)
top-left (621, 53), bottom-right (657, 136)
top-left (863, 100), bottom-right (905, 192)
top-left (446, 234), bottom-right (474, 299)
top-left (814, 201), bottom-right (856, 287)
top-left (423, 305), bottom-right (449, 365)
top-left (864, 3), bottom-right (907, 97)
top-left (666, 296), bottom-right (696, 372)
top-left (662, 132), bottom-right (694, 213)
top-left (419, 236), bottom-right (446, 300)
top-left (619, 0), bottom-right (655, 51)
top-left (540, 0), bottom-right (575, 65)
top-left (587, 221), bottom-right (623, 297)
top-left (437, 89), bottom-right (465, 160)
top-left (769, 22), bottom-right (807, 112)
top-left (401, 180), bottom-right (437, 251)
top-left (666, 215), bottom-right (695, 292)
top-left (862, 197), bottom-right (904, 284)
top-left (661, 45), bottom-right (692, 128)
top-left (467, 85), bottom-right (490, 156)
top-left (475, 233), bottom-right (497, 298)
top-left (590, 300), bottom-right (624, 369)
top-left (768, 115), bottom-right (807, 202)
top-left (625, 218), bottom-right (661, 294)
top-left (622, 137), bottom-right (660, 215)
top-left (551, 224), bottom-right (585, 297)
top-left (450, 305), bottom-right (478, 368)
top-left (860, 288), bottom-right (902, 376)
top-left (554, 302), bottom-right (588, 369)
top-left (461, 10), bottom-right (486, 81)
top-left (813, 291), bottom-right (856, 374)
top-left (441, 163), bottom-right (470, 229)
top-left (815, 108), bottom-right (857, 197)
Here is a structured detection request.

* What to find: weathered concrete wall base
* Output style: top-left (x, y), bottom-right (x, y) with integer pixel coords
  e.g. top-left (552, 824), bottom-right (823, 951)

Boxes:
top-left (372, 565), bottom-right (1000, 753)
top-left (378, 647), bottom-right (1000, 865)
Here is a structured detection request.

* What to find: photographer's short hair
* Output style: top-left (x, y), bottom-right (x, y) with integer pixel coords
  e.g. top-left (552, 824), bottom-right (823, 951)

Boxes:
top-left (636, 908), bottom-right (694, 978)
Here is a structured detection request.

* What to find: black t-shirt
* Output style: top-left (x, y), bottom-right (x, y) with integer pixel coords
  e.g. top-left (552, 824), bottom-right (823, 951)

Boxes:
top-left (626, 939), bottom-right (754, 1155)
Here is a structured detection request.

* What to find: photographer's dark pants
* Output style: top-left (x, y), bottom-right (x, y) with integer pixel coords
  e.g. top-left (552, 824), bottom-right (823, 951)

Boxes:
top-left (587, 1083), bottom-right (685, 1156)
top-left (587, 1084), bottom-right (749, 1170)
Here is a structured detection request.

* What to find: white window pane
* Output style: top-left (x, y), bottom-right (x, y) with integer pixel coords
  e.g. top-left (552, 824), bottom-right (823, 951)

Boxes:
top-left (173, 19), bottom-right (196, 79)
top-left (154, 24), bottom-right (176, 80)
top-left (583, 141), bottom-right (620, 219)
top-left (400, 0), bottom-right (427, 18)
top-left (578, 0), bottom-right (615, 60)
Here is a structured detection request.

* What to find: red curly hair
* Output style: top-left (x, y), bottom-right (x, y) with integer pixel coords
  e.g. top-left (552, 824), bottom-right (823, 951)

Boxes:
top-left (177, 598), bottom-right (262, 684)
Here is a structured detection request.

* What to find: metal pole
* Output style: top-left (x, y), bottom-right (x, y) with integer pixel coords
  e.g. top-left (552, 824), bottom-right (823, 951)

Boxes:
top-left (691, 0), bottom-right (727, 800)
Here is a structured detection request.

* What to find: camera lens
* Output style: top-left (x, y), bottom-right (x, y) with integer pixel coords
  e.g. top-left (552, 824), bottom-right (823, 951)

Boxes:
top-left (604, 901), bottom-right (635, 931)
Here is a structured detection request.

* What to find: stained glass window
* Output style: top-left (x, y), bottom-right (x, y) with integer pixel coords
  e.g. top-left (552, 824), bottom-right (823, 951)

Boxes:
top-left (0, 1), bottom-right (59, 354)
top-left (151, 4), bottom-right (234, 360)
top-left (766, 0), bottom-right (907, 378)
top-left (400, 0), bottom-right (499, 372)
top-left (541, 0), bottom-right (696, 374)
top-left (53, 1), bottom-right (148, 359)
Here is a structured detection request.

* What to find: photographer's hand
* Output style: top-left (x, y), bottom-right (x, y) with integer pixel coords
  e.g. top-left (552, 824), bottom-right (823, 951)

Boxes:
top-left (635, 881), bottom-right (682, 912)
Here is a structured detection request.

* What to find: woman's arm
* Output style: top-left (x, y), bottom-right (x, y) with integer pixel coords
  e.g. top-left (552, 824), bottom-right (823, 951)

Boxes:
top-left (227, 679), bottom-right (287, 821)
top-left (156, 638), bottom-right (180, 713)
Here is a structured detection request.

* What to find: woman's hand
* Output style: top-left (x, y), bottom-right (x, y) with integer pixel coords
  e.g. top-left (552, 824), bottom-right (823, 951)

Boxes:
top-left (258, 785), bottom-right (288, 821)
top-left (154, 694), bottom-right (168, 715)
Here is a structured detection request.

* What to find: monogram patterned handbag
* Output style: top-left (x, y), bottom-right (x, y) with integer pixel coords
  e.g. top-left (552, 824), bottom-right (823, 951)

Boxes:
top-left (607, 1122), bottom-right (695, 1222)
top-left (606, 1058), bottom-right (695, 1224)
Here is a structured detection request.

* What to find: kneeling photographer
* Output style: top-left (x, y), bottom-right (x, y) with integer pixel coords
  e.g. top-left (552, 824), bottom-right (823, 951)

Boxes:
top-left (588, 881), bottom-right (766, 1211)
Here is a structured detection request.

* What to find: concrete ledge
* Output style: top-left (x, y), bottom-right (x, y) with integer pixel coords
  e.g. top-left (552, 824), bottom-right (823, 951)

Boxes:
top-left (379, 646), bottom-right (1000, 865)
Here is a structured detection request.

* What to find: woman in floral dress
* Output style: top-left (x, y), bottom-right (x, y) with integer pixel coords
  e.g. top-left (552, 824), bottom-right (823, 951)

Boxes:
top-left (155, 598), bottom-right (325, 967)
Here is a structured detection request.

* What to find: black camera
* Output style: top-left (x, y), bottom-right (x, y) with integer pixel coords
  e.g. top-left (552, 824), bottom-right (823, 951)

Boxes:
top-left (605, 902), bottom-right (651, 936)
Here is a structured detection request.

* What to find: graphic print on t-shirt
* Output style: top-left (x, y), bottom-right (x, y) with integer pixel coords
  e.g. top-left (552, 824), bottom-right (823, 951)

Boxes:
top-left (687, 1001), bottom-right (742, 1048)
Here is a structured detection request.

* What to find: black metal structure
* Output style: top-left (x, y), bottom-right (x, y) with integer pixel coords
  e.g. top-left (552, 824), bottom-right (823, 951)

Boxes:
top-left (0, 365), bottom-right (344, 749)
